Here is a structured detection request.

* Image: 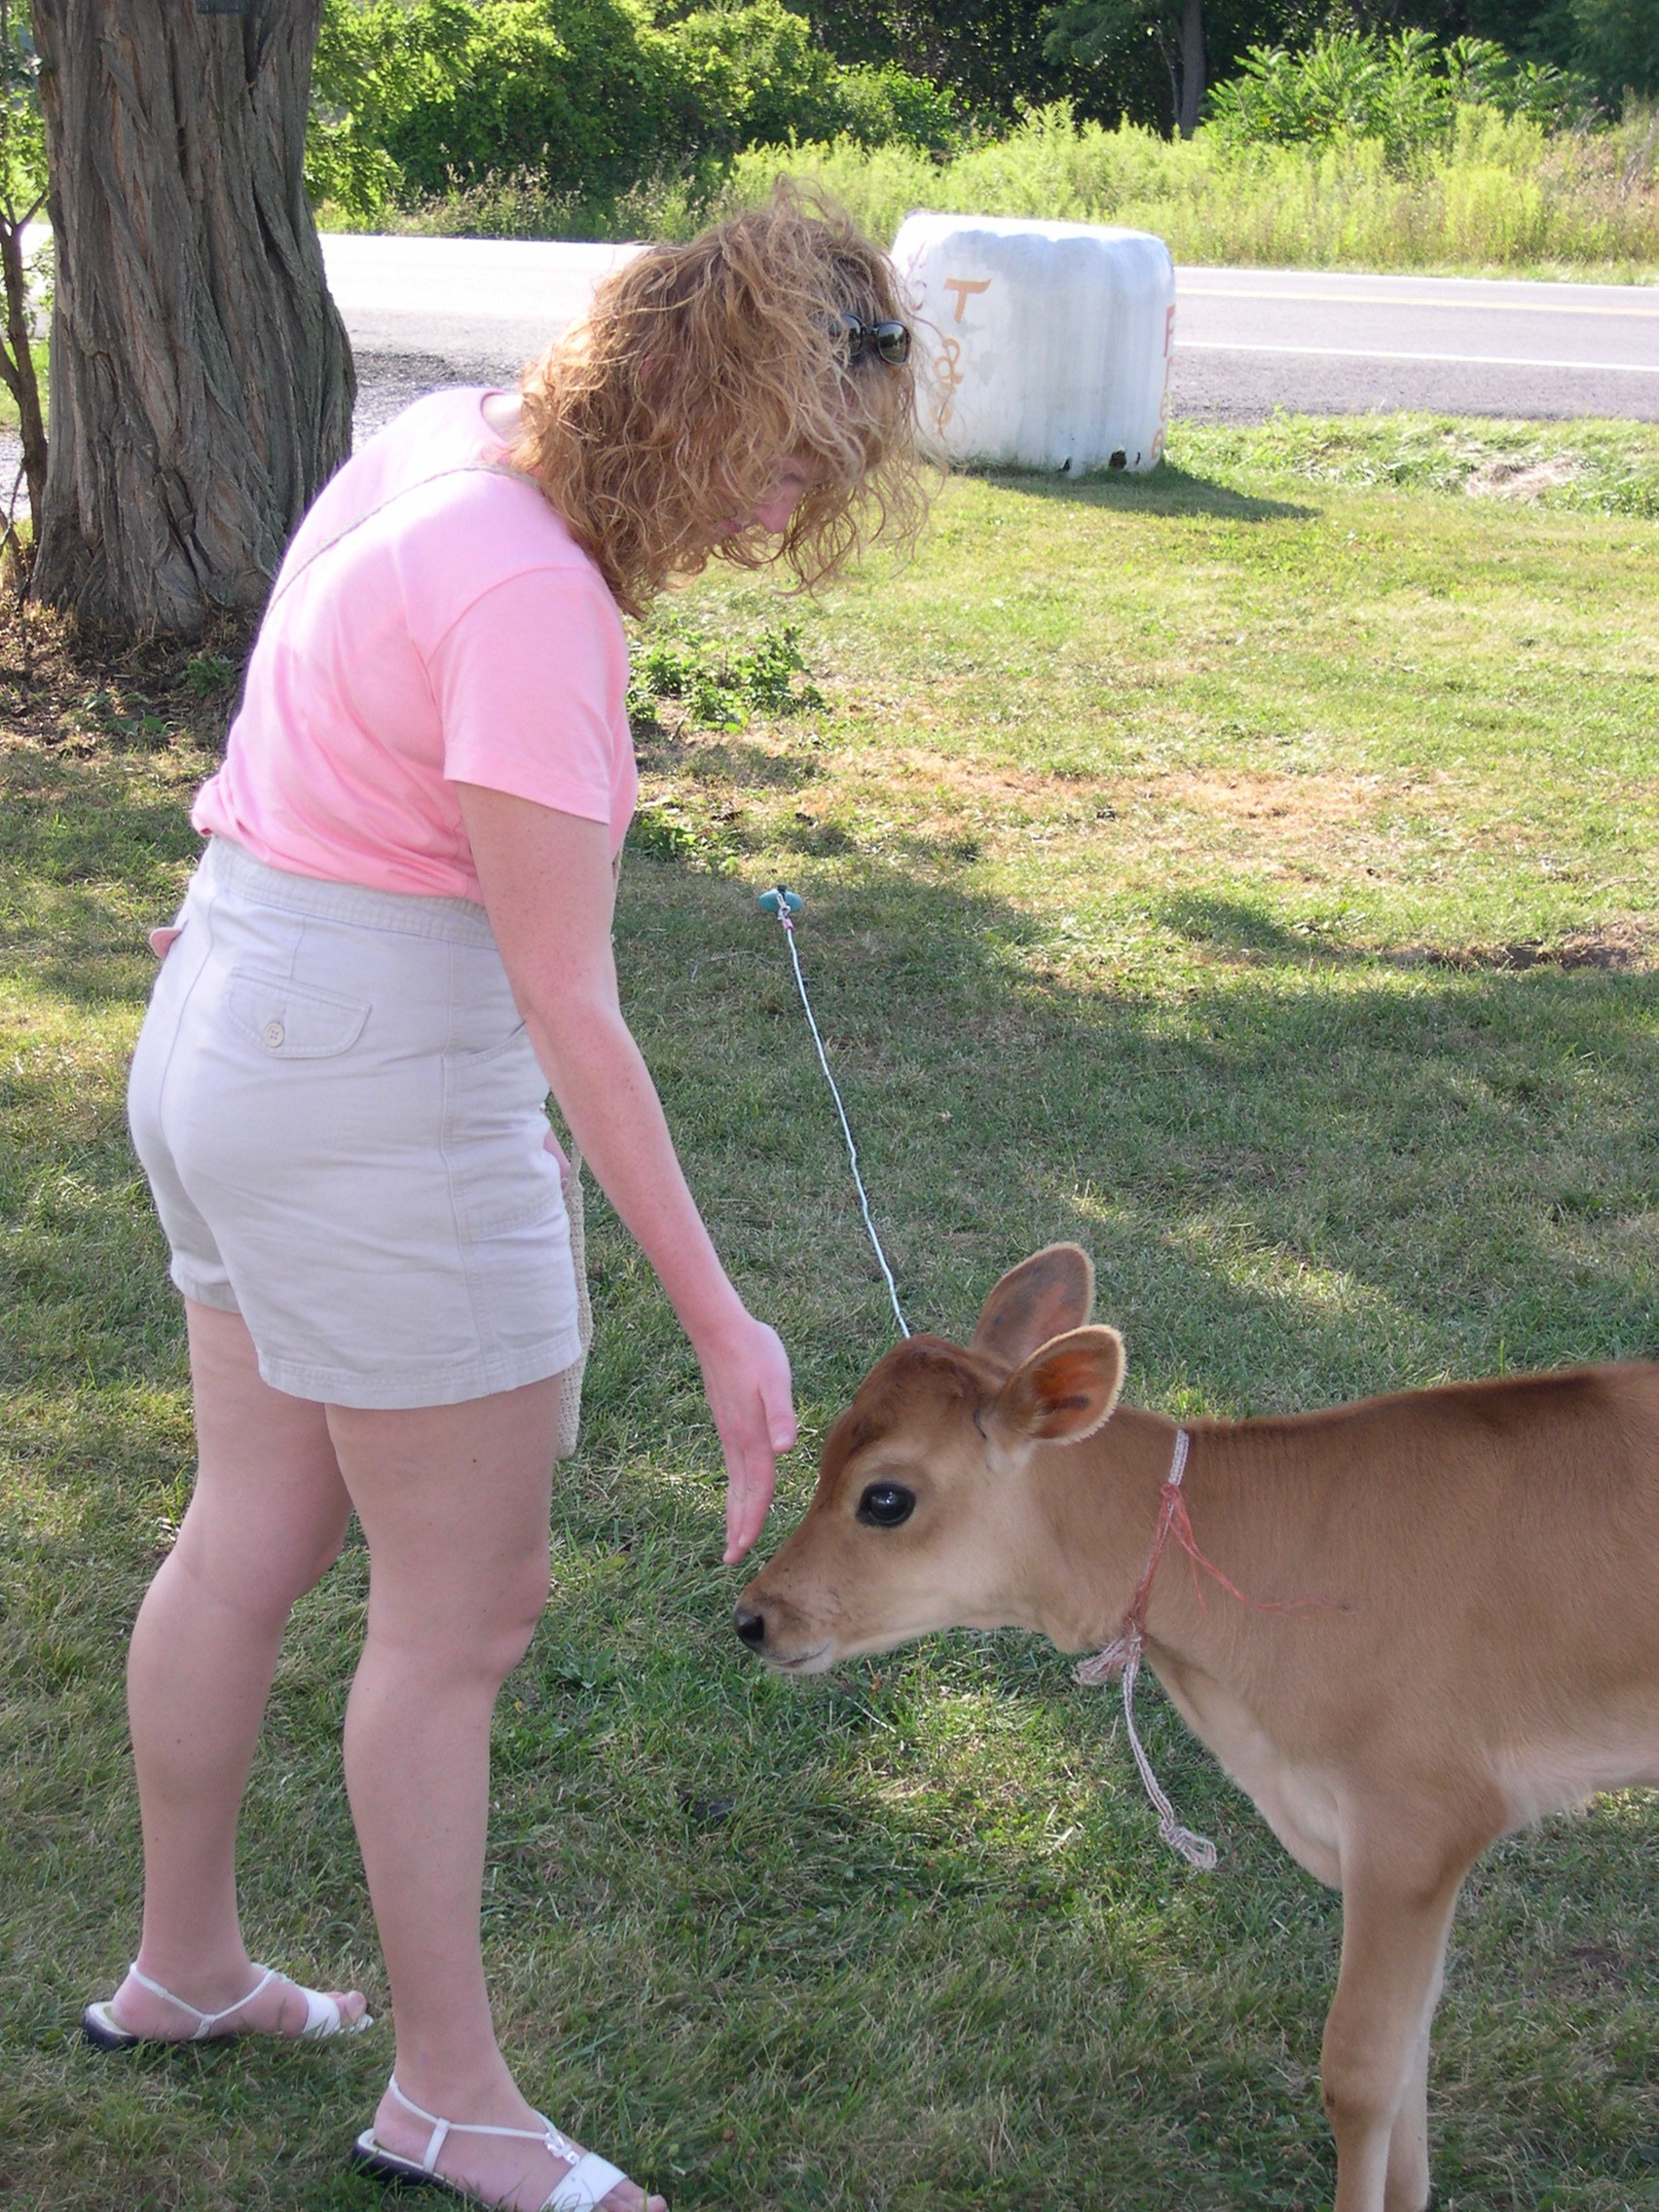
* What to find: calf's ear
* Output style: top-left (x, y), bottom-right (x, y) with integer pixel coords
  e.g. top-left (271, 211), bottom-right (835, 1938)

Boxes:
top-left (972, 1245), bottom-right (1095, 1371)
top-left (993, 1325), bottom-right (1124, 1445)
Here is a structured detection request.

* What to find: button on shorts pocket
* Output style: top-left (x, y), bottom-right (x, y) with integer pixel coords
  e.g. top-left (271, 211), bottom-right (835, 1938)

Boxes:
top-left (224, 969), bottom-right (371, 1059)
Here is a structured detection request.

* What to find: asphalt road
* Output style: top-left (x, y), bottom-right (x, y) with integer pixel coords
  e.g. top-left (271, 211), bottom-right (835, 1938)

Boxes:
top-left (1173, 266), bottom-right (1659, 423)
top-left (319, 233), bottom-right (1659, 432)
top-left (323, 235), bottom-right (644, 433)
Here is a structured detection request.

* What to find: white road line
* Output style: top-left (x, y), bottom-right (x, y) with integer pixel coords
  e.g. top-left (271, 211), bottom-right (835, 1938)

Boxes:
top-left (1176, 340), bottom-right (1659, 373)
top-left (1178, 286), bottom-right (1659, 319)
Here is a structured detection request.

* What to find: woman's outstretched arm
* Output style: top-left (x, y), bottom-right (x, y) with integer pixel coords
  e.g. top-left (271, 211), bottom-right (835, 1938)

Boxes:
top-left (457, 781), bottom-right (794, 1561)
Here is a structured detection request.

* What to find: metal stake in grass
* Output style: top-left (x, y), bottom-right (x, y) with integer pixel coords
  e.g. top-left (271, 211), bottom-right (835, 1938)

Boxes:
top-left (757, 884), bottom-right (910, 1340)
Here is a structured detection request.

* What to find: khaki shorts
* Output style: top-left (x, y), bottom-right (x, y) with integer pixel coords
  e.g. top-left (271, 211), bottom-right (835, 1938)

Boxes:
top-left (128, 836), bottom-right (583, 1410)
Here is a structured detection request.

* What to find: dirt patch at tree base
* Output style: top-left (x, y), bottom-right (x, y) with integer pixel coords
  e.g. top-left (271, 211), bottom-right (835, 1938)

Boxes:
top-left (0, 591), bottom-right (252, 758)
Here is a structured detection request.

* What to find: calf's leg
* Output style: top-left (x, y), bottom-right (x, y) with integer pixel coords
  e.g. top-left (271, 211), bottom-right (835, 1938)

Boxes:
top-left (1321, 1821), bottom-right (1473, 2212)
top-left (1382, 1966), bottom-right (1442, 2212)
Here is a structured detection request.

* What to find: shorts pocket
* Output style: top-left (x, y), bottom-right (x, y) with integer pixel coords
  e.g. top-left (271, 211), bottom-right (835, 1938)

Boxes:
top-left (223, 969), bottom-right (371, 1059)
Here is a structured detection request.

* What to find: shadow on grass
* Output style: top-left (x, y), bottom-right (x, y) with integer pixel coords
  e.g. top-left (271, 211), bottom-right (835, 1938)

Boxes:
top-left (965, 462), bottom-right (1317, 525)
top-left (1158, 893), bottom-right (1657, 977)
top-left (614, 853), bottom-right (1659, 1413)
top-left (0, 746), bottom-right (202, 1010)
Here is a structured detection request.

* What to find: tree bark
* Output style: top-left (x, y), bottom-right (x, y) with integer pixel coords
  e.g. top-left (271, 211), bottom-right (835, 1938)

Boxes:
top-left (1176, 0), bottom-right (1205, 137)
top-left (30, 0), bottom-right (353, 633)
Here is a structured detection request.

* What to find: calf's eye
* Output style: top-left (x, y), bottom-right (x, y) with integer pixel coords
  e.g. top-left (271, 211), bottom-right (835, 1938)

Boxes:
top-left (857, 1482), bottom-right (915, 1528)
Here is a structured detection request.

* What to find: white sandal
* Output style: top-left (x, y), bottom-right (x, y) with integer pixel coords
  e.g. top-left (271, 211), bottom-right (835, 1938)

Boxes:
top-left (350, 2075), bottom-right (636, 2211)
top-left (82, 1961), bottom-right (373, 2048)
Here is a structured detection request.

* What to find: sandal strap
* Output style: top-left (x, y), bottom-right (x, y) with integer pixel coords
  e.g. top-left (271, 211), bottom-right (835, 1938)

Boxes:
top-left (548, 2152), bottom-right (628, 2210)
top-left (296, 1983), bottom-right (346, 2036)
top-left (387, 2076), bottom-right (582, 2176)
top-left (126, 1961), bottom-right (278, 2038)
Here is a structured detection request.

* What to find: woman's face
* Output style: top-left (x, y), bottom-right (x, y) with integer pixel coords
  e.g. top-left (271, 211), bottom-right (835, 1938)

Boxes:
top-left (747, 456), bottom-right (821, 536)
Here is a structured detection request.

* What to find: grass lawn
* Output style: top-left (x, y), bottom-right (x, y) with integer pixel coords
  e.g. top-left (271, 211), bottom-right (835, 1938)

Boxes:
top-left (3, 415), bottom-right (1656, 2211)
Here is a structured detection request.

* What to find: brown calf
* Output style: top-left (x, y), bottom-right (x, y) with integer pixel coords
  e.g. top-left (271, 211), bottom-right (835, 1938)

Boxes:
top-left (735, 1245), bottom-right (1659, 2212)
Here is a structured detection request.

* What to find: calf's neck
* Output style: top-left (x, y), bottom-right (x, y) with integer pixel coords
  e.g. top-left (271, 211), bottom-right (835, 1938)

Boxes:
top-left (735, 1244), bottom-right (1659, 2212)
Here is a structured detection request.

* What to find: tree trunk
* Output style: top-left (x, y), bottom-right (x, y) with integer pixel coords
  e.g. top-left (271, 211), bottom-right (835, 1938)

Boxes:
top-left (1176, 0), bottom-right (1205, 138)
top-left (30, 0), bottom-right (353, 634)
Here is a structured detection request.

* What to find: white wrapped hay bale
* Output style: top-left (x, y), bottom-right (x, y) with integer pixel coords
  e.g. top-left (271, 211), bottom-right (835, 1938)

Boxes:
top-left (892, 213), bottom-right (1175, 476)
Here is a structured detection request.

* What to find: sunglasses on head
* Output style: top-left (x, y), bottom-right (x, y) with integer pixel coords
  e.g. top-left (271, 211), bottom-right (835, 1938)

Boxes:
top-left (836, 312), bottom-right (911, 366)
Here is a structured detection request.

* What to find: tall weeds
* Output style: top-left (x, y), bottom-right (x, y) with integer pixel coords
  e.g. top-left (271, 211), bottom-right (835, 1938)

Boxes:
top-left (715, 100), bottom-right (1659, 275)
top-left (345, 91), bottom-right (1659, 276)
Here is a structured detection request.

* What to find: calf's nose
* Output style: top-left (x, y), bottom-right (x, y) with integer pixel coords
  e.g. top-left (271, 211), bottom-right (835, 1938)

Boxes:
top-left (733, 1604), bottom-right (767, 1650)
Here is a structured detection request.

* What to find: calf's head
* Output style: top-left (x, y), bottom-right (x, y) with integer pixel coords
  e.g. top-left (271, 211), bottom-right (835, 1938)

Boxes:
top-left (735, 1245), bottom-right (1124, 1671)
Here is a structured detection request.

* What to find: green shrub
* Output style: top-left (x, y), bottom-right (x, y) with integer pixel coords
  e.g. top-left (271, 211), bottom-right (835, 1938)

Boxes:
top-left (311, 0), bottom-right (695, 215)
top-left (1567, 0), bottom-right (1659, 106)
top-left (309, 0), bottom-right (955, 226)
top-left (826, 60), bottom-right (960, 153)
top-left (663, 0), bottom-right (956, 155)
top-left (1204, 28), bottom-right (1593, 163)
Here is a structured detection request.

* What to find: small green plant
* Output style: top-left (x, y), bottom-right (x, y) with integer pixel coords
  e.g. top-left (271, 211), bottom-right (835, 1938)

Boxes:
top-left (726, 624), bottom-right (827, 718)
top-left (183, 651), bottom-right (235, 696)
top-left (69, 686), bottom-right (172, 749)
top-left (626, 795), bottom-right (742, 874)
top-left (628, 616), bottom-right (825, 733)
top-left (627, 798), bottom-right (705, 865)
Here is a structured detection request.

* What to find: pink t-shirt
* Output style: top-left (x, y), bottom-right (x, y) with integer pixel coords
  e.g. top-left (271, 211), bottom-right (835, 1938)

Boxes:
top-left (194, 387), bottom-right (636, 903)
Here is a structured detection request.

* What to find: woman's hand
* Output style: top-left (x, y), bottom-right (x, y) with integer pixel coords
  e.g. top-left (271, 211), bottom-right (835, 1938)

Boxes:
top-left (693, 1309), bottom-right (797, 1564)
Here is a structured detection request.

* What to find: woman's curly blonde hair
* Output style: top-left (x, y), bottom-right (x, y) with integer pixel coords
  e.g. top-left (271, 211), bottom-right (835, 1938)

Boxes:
top-left (509, 186), bottom-right (929, 618)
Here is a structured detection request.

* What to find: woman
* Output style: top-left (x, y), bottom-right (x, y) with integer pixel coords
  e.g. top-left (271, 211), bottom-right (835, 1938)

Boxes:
top-left (87, 191), bottom-right (925, 2212)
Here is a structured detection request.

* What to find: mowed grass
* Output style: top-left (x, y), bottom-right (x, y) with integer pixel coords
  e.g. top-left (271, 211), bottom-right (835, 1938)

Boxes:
top-left (3, 417), bottom-right (1657, 2211)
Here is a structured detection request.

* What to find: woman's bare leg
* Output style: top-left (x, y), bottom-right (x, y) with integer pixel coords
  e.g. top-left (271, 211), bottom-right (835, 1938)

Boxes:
top-left (332, 1382), bottom-right (664, 2212)
top-left (109, 1301), bottom-right (367, 2036)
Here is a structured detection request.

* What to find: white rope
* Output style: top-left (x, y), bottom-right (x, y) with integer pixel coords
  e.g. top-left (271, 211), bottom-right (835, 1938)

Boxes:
top-left (1088, 1637), bottom-right (1217, 1873)
top-left (768, 902), bottom-right (910, 1339)
top-left (1075, 1429), bottom-right (1217, 1871)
